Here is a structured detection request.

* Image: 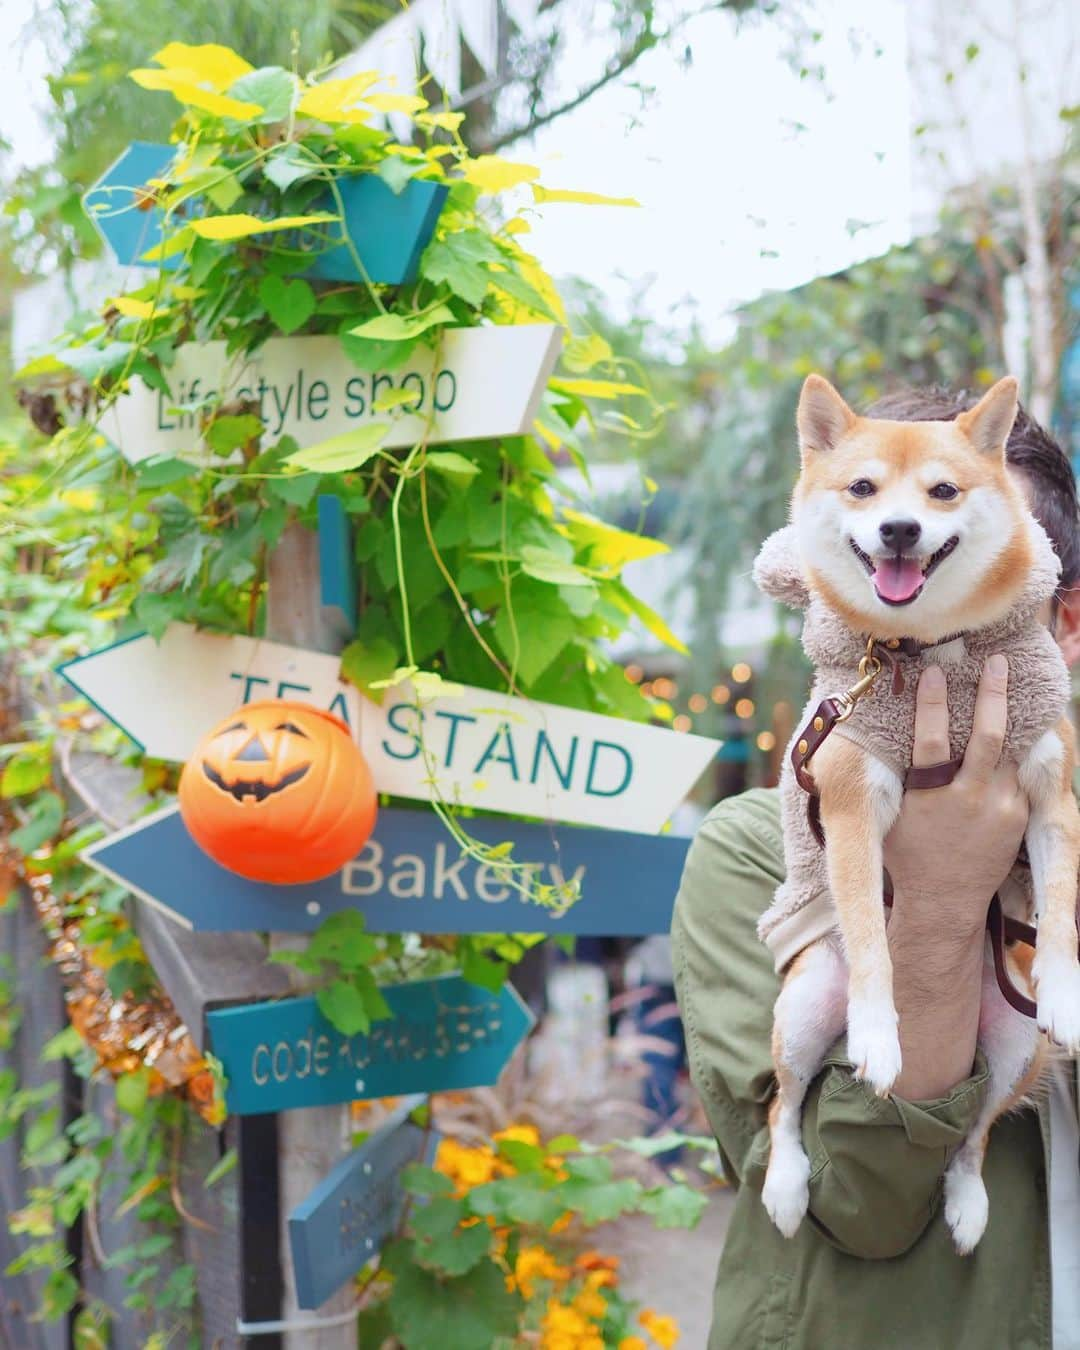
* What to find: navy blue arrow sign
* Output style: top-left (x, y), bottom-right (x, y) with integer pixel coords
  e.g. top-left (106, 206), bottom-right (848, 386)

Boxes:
top-left (84, 141), bottom-right (448, 285)
top-left (83, 804), bottom-right (688, 936)
top-left (206, 975), bottom-right (533, 1114)
top-left (288, 1095), bottom-right (435, 1309)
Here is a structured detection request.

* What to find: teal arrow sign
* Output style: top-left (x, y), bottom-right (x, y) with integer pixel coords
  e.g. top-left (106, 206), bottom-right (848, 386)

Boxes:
top-left (84, 141), bottom-right (447, 285)
top-left (83, 804), bottom-right (689, 936)
top-left (206, 975), bottom-right (534, 1115)
top-left (289, 1095), bottom-right (435, 1309)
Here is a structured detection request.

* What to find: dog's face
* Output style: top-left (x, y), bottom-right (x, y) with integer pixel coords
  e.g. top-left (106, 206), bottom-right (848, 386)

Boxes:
top-left (792, 374), bottom-right (1033, 641)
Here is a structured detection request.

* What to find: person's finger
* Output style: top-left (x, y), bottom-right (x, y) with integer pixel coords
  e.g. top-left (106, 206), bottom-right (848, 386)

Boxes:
top-left (912, 665), bottom-right (950, 767)
top-left (959, 654), bottom-right (1009, 784)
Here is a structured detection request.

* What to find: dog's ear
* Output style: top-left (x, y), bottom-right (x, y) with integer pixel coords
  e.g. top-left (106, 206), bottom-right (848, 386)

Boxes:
top-left (796, 374), bottom-right (856, 455)
top-left (956, 377), bottom-right (1019, 457)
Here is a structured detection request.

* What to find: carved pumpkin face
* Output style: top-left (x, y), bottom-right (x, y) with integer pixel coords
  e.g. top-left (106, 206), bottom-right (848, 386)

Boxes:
top-left (178, 700), bottom-right (377, 884)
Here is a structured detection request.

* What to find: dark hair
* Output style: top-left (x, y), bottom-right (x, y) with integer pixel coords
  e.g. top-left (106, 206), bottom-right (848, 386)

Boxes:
top-left (865, 386), bottom-right (1080, 589)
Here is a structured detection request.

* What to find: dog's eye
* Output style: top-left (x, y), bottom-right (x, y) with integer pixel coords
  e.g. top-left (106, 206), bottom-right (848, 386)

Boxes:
top-left (929, 482), bottom-right (959, 501)
top-left (847, 479), bottom-right (876, 498)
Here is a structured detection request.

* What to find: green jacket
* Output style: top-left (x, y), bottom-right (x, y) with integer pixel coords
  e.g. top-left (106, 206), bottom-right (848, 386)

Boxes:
top-left (672, 787), bottom-right (1061, 1350)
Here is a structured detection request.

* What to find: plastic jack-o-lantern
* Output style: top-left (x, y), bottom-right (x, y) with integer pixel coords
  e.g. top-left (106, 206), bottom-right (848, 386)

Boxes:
top-left (178, 700), bottom-right (377, 884)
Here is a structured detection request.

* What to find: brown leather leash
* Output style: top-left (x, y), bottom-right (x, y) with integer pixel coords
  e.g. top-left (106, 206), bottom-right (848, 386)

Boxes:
top-left (791, 635), bottom-right (1038, 1019)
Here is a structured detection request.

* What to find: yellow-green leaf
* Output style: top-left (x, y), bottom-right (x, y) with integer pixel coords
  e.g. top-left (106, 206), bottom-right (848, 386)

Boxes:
top-left (364, 92), bottom-right (428, 114)
top-left (561, 508), bottom-right (669, 569)
top-left (611, 584), bottom-right (688, 655)
top-left (140, 225), bottom-right (194, 263)
top-left (417, 110), bottom-right (465, 133)
top-left (425, 451), bottom-right (479, 480)
top-left (151, 42), bottom-right (253, 90)
top-left (348, 304), bottom-right (455, 342)
top-left (283, 424), bottom-right (389, 473)
top-left (111, 296), bottom-right (168, 320)
top-left (297, 73), bottom-right (378, 124)
top-left (549, 378), bottom-right (647, 400)
top-left (533, 186), bottom-right (640, 207)
top-left (563, 333), bottom-right (613, 372)
top-left (188, 212), bottom-right (337, 241)
top-left (129, 69), bottom-right (263, 119)
top-left (461, 156), bottom-right (540, 193)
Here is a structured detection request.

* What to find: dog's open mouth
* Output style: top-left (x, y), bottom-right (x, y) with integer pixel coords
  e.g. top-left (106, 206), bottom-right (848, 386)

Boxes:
top-left (849, 536), bottom-right (958, 606)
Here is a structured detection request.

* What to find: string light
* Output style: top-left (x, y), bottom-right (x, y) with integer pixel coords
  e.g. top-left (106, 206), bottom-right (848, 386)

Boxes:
top-left (756, 730), bottom-right (776, 752)
top-left (653, 677), bottom-right (678, 700)
top-left (711, 684), bottom-right (730, 705)
top-left (673, 714), bottom-right (692, 733)
top-left (735, 697), bottom-right (755, 719)
top-left (688, 693), bottom-right (707, 713)
top-left (624, 664), bottom-right (643, 684)
top-left (731, 662), bottom-right (752, 683)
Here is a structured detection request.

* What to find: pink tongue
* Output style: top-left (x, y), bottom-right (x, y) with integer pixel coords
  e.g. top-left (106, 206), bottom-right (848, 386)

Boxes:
top-left (872, 557), bottom-right (924, 602)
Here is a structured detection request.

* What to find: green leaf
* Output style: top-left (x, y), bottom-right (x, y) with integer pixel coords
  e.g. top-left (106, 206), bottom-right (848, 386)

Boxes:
top-left (488, 267), bottom-right (559, 321)
top-left (268, 471), bottom-right (320, 507)
top-left (10, 790), bottom-right (64, 852)
top-left (230, 67), bottom-right (298, 123)
top-left (1, 748), bottom-right (50, 799)
top-left (414, 1213), bottom-right (491, 1277)
top-left (134, 456), bottom-right (197, 488)
top-left (639, 1182), bottom-right (709, 1230)
top-left (206, 413), bottom-right (263, 455)
top-left (494, 1139), bottom-right (544, 1173)
top-left (421, 230), bottom-right (502, 307)
top-left (42, 1268), bottom-right (80, 1321)
top-left (425, 451), bottom-right (479, 482)
top-left (402, 1164), bottom-right (455, 1198)
top-left (57, 341), bottom-right (133, 381)
top-left (467, 1176), bottom-right (565, 1229)
top-left (385, 1251), bottom-right (519, 1350)
top-left (340, 636), bottom-right (400, 703)
top-left (203, 1148), bottom-right (238, 1189)
top-left (461, 948), bottom-right (507, 994)
top-left (348, 304), bottom-right (455, 342)
top-left (264, 143), bottom-right (321, 191)
top-left (115, 1068), bottom-right (151, 1117)
top-left (519, 545), bottom-right (593, 587)
top-left (493, 584), bottom-right (575, 686)
top-left (339, 327), bottom-right (420, 372)
top-left (316, 979), bottom-right (373, 1036)
top-left (41, 1025), bottom-right (83, 1063)
top-left (259, 275), bottom-right (316, 335)
top-left (283, 423), bottom-right (388, 473)
top-left (132, 591), bottom-right (186, 640)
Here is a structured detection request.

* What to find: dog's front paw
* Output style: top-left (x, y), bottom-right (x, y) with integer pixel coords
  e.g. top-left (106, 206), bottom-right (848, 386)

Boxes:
top-left (847, 997), bottom-right (901, 1096)
top-left (944, 1163), bottom-right (988, 1255)
top-left (762, 1143), bottom-right (810, 1239)
top-left (1034, 954), bottom-right (1080, 1052)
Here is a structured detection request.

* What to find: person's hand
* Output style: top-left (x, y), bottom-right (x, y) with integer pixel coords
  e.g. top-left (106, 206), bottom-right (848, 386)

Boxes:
top-left (883, 654), bottom-right (1029, 941)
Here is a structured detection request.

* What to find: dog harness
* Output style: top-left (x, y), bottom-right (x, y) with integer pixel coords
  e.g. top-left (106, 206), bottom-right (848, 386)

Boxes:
top-left (791, 634), bottom-right (1041, 1018)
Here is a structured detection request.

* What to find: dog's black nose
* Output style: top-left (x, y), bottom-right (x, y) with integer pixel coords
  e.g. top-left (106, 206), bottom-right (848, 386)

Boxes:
top-left (879, 518), bottom-right (921, 550)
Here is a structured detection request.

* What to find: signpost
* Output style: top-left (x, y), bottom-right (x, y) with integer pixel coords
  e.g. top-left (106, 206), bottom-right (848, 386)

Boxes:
top-left (83, 803), bottom-right (690, 936)
top-left (98, 325), bottom-right (563, 465)
top-left (84, 141), bottom-right (449, 286)
top-left (206, 975), bottom-right (534, 1115)
top-left (59, 625), bottom-right (719, 833)
top-left (288, 1097), bottom-right (434, 1311)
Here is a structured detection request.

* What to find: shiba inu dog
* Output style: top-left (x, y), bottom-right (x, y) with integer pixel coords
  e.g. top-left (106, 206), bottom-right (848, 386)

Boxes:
top-left (752, 374), bottom-right (1080, 1254)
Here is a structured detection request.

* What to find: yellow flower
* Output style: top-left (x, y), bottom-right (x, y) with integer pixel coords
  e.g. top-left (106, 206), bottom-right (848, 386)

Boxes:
top-left (434, 1138), bottom-right (497, 1192)
top-left (493, 1122), bottom-right (541, 1147)
top-left (548, 1210), bottom-right (574, 1235)
top-left (572, 1287), bottom-right (608, 1320)
top-left (540, 1299), bottom-right (601, 1350)
top-left (515, 1245), bottom-right (571, 1299)
top-left (619, 1339), bottom-right (648, 1350)
top-left (584, 1268), bottom-right (617, 1291)
top-left (639, 1309), bottom-right (680, 1348)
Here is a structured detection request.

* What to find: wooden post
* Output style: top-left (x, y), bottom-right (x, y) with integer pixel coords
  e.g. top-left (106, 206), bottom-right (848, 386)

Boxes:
top-left (265, 521), bottom-right (356, 1348)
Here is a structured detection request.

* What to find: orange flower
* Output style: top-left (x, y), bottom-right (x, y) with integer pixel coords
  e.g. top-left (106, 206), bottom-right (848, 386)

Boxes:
top-left (514, 1245), bottom-right (572, 1299)
top-left (548, 1210), bottom-right (574, 1235)
top-left (584, 1268), bottom-right (617, 1291)
top-left (575, 1251), bottom-right (620, 1273)
top-left (639, 1308), bottom-right (680, 1348)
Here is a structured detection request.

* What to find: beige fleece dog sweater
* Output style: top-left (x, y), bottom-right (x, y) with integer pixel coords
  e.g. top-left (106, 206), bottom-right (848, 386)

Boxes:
top-left (752, 522), bottom-right (1068, 970)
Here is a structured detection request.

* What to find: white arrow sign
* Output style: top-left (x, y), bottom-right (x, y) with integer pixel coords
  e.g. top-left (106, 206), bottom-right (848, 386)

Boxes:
top-left (102, 325), bottom-right (562, 464)
top-left (59, 625), bottom-right (718, 834)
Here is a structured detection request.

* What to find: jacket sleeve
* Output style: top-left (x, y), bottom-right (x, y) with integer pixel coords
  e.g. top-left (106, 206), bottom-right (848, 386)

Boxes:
top-left (671, 790), bottom-right (990, 1260)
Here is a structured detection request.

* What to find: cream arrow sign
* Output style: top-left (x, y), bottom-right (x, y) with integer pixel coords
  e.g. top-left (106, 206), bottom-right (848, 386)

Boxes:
top-left (101, 325), bottom-right (562, 465)
top-left (59, 624), bottom-right (719, 835)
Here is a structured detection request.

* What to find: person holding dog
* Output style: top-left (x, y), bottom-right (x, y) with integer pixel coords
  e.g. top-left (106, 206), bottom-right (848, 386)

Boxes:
top-left (672, 389), bottom-right (1080, 1349)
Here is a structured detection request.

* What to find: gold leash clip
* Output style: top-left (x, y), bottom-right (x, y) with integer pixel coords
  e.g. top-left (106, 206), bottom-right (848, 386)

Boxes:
top-left (834, 636), bottom-right (884, 723)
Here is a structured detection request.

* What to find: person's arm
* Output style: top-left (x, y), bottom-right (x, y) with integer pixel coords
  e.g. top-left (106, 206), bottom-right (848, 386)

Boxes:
top-left (672, 657), bottom-right (1027, 1260)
